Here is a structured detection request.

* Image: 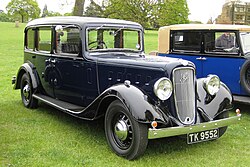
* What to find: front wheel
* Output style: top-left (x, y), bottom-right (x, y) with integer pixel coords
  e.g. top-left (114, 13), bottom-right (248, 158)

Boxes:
top-left (20, 73), bottom-right (38, 108)
top-left (105, 100), bottom-right (148, 160)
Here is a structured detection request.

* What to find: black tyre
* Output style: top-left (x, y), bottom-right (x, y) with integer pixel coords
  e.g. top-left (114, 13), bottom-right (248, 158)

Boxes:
top-left (20, 73), bottom-right (38, 108)
top-left (240, 60), bottom-right (250, 95)
top-left (215, 111), bottom-right (229, 137)
top-left (105, 100), bottom-right (148, 160)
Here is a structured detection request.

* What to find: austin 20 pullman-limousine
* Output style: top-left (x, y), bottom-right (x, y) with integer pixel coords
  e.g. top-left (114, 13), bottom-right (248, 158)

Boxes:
top-left (12, 17), bottom-right (241, 159)
top-left (158, 24), bottom-right (250, 103)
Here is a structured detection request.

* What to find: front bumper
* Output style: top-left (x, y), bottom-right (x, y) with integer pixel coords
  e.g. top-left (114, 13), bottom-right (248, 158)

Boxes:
top-left (148, 112), bottom-right (241, 139)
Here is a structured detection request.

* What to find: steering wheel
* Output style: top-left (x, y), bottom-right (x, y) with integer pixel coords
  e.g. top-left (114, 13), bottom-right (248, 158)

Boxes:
top-left (88, 41), bottom-right (107, 50)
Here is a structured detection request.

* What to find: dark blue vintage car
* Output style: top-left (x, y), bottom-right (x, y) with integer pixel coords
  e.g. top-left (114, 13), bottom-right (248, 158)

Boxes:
top-left (12, 17), bottom-right (241, 160)
top-left (158, 24), bottom-right (250, 103)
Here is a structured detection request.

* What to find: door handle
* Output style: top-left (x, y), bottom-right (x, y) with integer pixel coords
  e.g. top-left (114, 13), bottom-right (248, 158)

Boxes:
top-left (50, 59), bottom-right (56, 63)
top-left (196, 57), bottom-right (207, 61)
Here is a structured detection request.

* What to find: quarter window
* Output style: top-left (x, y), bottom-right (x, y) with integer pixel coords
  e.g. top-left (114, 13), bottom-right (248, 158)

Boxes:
top-left (26, 28), bottom-right (35, 50)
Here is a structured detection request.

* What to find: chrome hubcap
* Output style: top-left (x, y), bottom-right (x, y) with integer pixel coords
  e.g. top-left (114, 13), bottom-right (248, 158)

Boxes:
top-left (114, 119), bottom-right (128, 141)
top-left (22, 84), bottom-right (30, 100)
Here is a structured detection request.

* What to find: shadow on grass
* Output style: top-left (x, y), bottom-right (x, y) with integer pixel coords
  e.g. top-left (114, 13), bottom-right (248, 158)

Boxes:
top-left (30, 102), bottom-right (107, 142)
top-left (18, 100), bottom-right (247, 160)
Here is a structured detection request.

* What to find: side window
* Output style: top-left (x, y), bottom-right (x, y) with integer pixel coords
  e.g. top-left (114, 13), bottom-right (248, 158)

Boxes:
top-left (56, 27), bottom-right (80, 55)
top-left (26, 28), bottom-right (35, 50)
top-left (204, 31), bottom-right (238, 54)
top-left (172, 31), bottom-right (201, 53)
top-left (38, 28), bottom-right (52, 52)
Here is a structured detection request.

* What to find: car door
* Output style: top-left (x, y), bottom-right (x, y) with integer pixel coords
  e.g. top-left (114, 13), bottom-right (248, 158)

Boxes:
top-left (52, 26), bottom-right (98, 106)
top-left (34, 26), bottom-right (55, 97)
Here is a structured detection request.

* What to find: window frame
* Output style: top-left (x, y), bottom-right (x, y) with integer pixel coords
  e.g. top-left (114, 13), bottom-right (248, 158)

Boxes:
top-left (52, 25), bottom-right (82, 57)
top-left (25, 27), bottom-right (36, 51)
top-left (36, 26), bottom-right (53, 54)
top-left (85, 26), bottom-right (143, 53)
top-left (170, 30), bottom-right (242, 57)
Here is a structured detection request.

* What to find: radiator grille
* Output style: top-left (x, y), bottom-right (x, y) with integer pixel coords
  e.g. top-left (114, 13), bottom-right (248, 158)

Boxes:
top-left (173, 67), bottom-right (195, 124)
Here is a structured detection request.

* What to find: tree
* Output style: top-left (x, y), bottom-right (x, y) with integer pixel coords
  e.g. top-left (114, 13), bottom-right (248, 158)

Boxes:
top-left (6, 0), bottom-right (40, 23)
top-left (0, 12), bottom-right (14, 22)
top-left (103, 0), bottom-right (189, 29)
top-left (104, 0), bottom-right (156, 28)
top-left (73, 0), bottom-right (85, 16)
top-left (154, 0), bottom-right (189, 27)
top-left (84, 0), bottom-right (105, 17)
top-left (41, 4), bottom-right (48, 17)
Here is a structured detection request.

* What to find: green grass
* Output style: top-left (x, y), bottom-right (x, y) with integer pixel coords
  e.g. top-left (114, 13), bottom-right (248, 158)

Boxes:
top-left (144, 30), bottom-right (158, 53)
top-left (0, 22), bottom-right (250, 166)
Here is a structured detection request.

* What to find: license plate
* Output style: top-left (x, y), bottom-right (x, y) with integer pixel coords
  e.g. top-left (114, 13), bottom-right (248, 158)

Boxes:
top-left (187, 129), bottom-right (219, 144)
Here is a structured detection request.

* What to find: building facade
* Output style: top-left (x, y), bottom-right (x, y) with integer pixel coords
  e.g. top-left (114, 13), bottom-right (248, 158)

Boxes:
top-left (216, 0), bottom-right (250, 25)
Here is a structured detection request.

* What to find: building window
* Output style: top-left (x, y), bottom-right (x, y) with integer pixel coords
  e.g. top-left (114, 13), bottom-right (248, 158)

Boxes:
top-left (236, 14), bottom-right (244, 21)
top-left (235, 7), bottom-right (245, 12)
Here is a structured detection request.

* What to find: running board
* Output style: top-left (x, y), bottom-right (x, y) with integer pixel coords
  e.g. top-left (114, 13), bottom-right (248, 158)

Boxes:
top-left (33, 93), bottom-right (85, 112)
top-left (233, 95), bottom-right (250, 104)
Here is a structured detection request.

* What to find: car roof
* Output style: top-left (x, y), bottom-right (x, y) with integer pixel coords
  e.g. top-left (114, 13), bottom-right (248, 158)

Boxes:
top-left (159, 24), bottom-right (250, 31)
top-left (26, 16), bottom-right (142, 28)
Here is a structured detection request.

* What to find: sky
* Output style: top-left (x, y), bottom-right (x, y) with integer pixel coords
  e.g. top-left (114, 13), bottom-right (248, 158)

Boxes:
top-left (1, 0), bottom-right (250, 23)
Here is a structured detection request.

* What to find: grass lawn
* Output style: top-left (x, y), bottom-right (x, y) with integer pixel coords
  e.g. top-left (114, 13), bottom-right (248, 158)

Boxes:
top-left (0, 22), bottom-right (250, 166)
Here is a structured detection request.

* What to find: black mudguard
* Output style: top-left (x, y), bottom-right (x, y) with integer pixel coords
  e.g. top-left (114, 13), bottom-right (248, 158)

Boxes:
top-left (76, 83), bottom-right (167, 124)
top-left (196, 78), bottom-right (233, 120)
top-left (13, 62), bottom-right (39, 90)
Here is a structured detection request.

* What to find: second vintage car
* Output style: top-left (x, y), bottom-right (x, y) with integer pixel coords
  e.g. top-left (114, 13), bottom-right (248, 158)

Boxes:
top-left (158, 24), bottom-right (250, 103)
top-left (12, 17), bottom-right (241, 160)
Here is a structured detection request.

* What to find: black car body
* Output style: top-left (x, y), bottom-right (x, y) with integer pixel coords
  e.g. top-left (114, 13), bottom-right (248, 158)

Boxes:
top-left (12, 17), bottom-right (241, 160)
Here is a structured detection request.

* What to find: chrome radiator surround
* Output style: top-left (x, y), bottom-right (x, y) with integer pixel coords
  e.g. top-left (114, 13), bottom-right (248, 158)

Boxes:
top-left (172, 67), bottom-right (196, 125)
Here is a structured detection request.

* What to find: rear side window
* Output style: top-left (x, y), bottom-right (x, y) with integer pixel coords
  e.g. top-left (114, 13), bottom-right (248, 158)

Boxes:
top-left (56, 27), bottom-right (81, 55)
top-left (26, 28), bottom-right (35, 50)
top-left (38, 27), bottom-right (52, 52)
top-left (172, 31), bottom-right (201, 53)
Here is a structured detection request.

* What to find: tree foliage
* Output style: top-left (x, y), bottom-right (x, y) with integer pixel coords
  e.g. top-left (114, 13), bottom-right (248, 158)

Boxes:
top-left (84, 0), bottom-right (105, 17)
top-left (41, 4), bottom-right (62, 17)
top-left (104, 0), bottom-right (155, 28)
top-left (6, 0), bottom-right (40, 23)
top-left (98, 0), bottom-right (189, 28)
top-left (155, 0), bottom-right (189, 27)
top-left (0, 12), bottom-right (14, 22)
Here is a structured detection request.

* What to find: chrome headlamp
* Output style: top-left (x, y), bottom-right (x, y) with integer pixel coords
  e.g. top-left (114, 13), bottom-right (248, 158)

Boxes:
top-left (154, 77), bottom-right (173, 100)
top-left (204, 75), bottom-right (220, 96)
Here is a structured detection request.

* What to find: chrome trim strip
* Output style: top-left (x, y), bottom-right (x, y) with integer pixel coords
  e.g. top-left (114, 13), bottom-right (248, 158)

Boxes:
top-left (148, 114), bottom-right (241, 139)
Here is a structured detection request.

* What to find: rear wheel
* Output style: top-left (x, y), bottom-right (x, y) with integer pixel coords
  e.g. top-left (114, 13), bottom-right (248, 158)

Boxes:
top-left (240, 60), bottom-right (250, 95)
top-left (20, 73), bottom-right (38, 108)
top-left (105, 100), bottom-right (148, 160)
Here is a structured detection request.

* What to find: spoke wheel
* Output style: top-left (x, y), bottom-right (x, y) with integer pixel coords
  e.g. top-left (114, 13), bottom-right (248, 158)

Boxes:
top-left (240, 61), bottom-right (250, 95)
top-left (20, 73), bottom-right (38, 108)
top-left (105, 100), bottom-right (148, 160)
